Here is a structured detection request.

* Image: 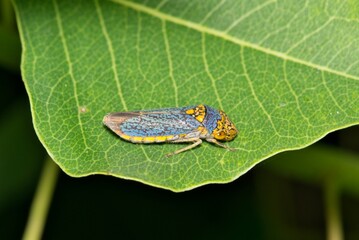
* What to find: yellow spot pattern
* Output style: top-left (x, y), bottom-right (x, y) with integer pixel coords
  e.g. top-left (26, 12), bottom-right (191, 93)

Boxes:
top-left (186, 104), bottom-right (206, 123)
top-left (211, 111), bottom-right (237, 141)
top-left (122, 135), bottom-right (176, 143)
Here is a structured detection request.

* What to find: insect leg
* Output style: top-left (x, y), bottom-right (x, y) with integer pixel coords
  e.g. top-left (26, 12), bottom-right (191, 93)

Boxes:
top-left (166, 138), bottom-right (202, 157)
top-left (206, 138), bottom-right (236, 151)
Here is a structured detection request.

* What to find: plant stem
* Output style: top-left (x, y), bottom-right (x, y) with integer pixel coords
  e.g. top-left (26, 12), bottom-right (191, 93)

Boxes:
top-left (324, 179), bottom-right (343, 240)
top-left (22, 156), bottom-right (59, 240)
top-left (265, 146), bottom-right (359, 196)
top-left (2, 0), bottom-right (15, 30)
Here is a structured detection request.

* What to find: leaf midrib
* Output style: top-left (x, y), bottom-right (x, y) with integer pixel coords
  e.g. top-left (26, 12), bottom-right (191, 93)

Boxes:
top-left (112, 0), bottom-right (359, 81)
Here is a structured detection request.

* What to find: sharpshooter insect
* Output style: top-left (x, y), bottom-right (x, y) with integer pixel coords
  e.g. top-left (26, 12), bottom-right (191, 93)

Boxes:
top-left (103, 104), bottom-right (237, 157)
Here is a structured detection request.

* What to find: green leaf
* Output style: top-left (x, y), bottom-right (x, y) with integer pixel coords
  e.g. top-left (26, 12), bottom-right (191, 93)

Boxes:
top-left (14, 0), bottom-right (359, 191)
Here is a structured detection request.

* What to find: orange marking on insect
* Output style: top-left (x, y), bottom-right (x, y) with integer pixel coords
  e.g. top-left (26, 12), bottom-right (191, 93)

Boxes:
top-left (211, 111), bottom-right (237, 141)
top-left (131, 136), bottom-right (144, 142)
top-left (185, 109), bottom-right (195, 115)
top-left (185, 104), bottom-right (206, 123)
top-left (121, 135), bottom-right (131, 141)
top-left (154, 136), bottom-right (169, 142)
top-left (196, 126), bottom-right (208, 135)
top-left (142, 136), bottom-right (156, 143)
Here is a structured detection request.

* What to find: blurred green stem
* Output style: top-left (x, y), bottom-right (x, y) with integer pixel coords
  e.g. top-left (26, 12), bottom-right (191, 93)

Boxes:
top-left (265, 145), bottom-right (359, 196)
top-left (22, 156), bottom-right (59, 240)
top-left (324, 180), bottom-right (343, 240)
top-left (2, 0), bottom-right (15, 30)
top-left (0, 0), bottom-right (21, 70)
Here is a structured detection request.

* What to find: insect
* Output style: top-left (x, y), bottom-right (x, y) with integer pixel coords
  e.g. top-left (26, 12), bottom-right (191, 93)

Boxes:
top-left (103, 104), bottom-right (237, 157)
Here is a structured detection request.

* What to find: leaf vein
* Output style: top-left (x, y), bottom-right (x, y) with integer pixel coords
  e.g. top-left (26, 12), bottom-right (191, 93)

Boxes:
top-left (321, 71), bottom-right (348, 117)
top-left (285, 17), bottom-right (334, 54)
top-left (258, 0), bottom-right (309, 45)
top-left (200, 0), bottom-right (226, 24)
top-left (240, 46), bottom-right (279, 136)
top-left (201, 33), bottom-right (223, 109)
top-left (95, 0), bottom-right (128, 110)
top-left (53, 0), bottom-right (89, 157)
top-left (224, 0), bottom-right (277, 33)
top-left (112, 0), bottom-right (359, 81)
top-left (283, 60), bottom-right (313, 127)
top-left (162, 20), bottom-right (179, 107)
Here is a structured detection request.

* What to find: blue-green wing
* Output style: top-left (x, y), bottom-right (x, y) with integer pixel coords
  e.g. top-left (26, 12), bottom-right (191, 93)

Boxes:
top-left (118, 111), bottom-right (201, 137)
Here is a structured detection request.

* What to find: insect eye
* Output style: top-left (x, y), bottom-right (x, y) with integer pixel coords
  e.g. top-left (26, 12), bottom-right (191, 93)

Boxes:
top-left (214, 131), bottom-right (225, 140)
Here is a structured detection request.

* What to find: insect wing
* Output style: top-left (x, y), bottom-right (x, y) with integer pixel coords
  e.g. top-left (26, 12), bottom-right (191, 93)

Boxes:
top-left (121, 112), bottom-right (200, 137)
top-left (104, 110), bottom-right (201, 138)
